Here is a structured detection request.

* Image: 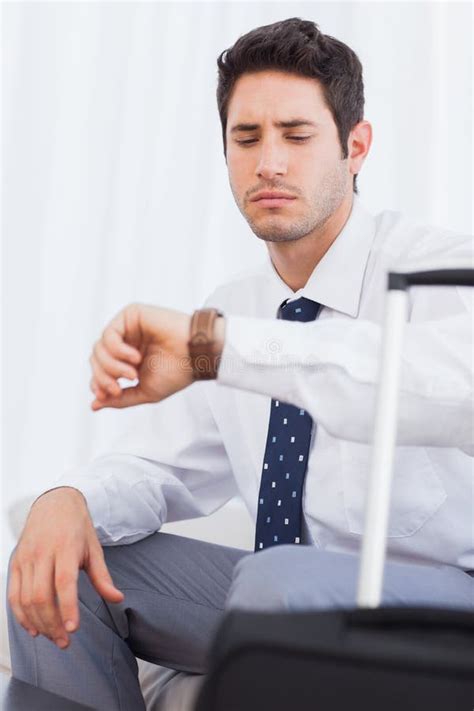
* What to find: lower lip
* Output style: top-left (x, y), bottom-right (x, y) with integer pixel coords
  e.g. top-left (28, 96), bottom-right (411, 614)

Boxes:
top-left (254, 197), bottom-right (296, 208)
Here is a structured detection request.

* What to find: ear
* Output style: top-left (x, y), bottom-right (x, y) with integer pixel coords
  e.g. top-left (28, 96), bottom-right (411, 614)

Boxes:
top-left (348, 120), bottom-right (372, 178)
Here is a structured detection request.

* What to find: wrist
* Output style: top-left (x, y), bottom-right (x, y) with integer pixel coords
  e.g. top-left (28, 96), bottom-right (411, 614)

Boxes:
top-left (213, 316), bottom-right (226, 359)
top-left (188, 308), bottom-right (225, 381)
top-left (33, 486), bottom-right (87, 507)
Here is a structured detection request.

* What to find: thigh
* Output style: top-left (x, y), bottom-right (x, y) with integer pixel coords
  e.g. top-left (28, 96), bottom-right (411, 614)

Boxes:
top-left (79, 531), bottom-right (250, 673)
top-left (225, 546), bottom-right (474, 613)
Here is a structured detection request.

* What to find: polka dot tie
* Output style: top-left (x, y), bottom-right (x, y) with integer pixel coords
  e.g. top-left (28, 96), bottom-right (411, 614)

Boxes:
top-left (254, 296), bottom-right (322, 552)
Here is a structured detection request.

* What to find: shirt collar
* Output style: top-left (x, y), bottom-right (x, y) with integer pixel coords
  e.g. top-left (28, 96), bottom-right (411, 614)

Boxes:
top-left (262, 194), bottom-right (377, 318)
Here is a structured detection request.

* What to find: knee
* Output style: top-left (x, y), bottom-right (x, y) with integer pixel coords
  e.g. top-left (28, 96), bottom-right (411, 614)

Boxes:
top-left (225, 546), bottom-right (299, 612)
top-left (225, 547), bottom-right (359, 613)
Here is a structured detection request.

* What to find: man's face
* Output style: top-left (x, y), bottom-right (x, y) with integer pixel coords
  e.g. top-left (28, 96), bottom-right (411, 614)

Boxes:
top-left (225, 70), bottom-right (351, 243)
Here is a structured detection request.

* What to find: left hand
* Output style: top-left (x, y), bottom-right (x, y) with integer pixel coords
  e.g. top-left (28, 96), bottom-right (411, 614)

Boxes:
top-left (89, 303), bottom-right (193, 410)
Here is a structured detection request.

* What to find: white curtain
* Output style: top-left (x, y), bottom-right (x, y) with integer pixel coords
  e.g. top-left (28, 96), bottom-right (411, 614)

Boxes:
top-left (2, 1), bottom-right (472, 567)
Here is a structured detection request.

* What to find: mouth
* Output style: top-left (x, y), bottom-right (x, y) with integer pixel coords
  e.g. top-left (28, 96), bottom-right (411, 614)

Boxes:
top-left (252, 197), bottom-right (297, 208)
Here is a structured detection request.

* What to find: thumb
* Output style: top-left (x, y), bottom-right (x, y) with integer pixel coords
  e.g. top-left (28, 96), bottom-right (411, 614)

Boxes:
top-left (91, 384), bottom-right (151, 411)
top-left (86, 549), bottom-right (125, 603)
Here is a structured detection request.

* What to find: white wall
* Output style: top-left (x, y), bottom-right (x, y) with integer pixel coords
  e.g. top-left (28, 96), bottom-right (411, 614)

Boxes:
top-left (2, 1), bottom-right (472, 568)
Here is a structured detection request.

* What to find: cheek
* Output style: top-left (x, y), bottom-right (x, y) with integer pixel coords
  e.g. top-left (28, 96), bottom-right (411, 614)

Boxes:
top-left (227, 160), bottom-right (247, 195)
top-left (296, 161), bottom-right (320, 193)
top-left (304, 151), bottom-right (335, 183)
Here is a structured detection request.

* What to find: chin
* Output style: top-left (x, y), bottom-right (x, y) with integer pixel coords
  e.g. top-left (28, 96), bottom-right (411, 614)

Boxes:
top-left (252, 227), bottom-right (304, 243)
top-left (259, 234), bottom-right (303, 244)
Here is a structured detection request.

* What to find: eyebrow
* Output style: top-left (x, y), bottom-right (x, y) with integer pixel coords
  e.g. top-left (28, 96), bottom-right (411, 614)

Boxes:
top-left (230, 118), bottom-right (319, 134)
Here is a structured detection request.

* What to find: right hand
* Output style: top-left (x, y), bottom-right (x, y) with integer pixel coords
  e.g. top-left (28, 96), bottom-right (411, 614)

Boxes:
top-left (7, 487), bottom-right (124, 650)
top-left (89, 303), bottom-right (194, 410)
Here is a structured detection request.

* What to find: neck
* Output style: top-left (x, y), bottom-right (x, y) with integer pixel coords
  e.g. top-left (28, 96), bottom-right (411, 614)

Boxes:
top-left (267, 193), bottom-right (354, 292)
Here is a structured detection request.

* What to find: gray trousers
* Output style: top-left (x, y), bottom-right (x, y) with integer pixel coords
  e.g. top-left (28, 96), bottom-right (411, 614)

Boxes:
top-left (6, 531), bottom-right (474, 710)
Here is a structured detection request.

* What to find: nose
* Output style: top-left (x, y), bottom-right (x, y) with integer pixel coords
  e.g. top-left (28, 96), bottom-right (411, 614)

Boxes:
top-left (255, 139), bottom-right (287, 181)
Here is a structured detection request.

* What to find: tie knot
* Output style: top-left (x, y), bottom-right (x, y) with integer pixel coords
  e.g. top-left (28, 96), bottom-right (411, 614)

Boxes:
top-left (278, 296), bottom-right (321, 322)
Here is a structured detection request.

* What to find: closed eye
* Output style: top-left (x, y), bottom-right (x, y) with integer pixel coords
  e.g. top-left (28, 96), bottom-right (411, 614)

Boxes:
top-left (236, 136), bottom-right (311, 145)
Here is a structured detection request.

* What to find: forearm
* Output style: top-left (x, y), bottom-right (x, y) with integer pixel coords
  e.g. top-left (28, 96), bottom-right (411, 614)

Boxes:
top-left (215, 313), bottom-right (473, 451)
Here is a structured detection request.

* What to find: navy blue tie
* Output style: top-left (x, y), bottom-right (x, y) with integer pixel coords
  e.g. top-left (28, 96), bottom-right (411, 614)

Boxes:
top-left (254, 296), bottom-right (322, 552)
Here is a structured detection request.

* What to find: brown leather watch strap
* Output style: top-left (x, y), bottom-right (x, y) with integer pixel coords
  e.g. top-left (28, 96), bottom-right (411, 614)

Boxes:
top-left (188, 308), bottom-right (224, 380)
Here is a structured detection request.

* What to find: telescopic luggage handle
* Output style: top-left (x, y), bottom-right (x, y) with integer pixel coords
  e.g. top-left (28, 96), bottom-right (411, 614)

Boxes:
top-left (388, 268), bottom-right (474, 289)
top-left (357, 268), bottom-right (474, 609)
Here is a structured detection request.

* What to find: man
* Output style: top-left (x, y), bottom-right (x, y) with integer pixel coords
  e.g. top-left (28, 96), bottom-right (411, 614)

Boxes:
top-left (7, 17), bottom-right (473, 711)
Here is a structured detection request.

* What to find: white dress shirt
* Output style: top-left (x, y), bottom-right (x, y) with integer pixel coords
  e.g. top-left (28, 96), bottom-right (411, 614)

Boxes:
top-left (52, 195), bottom-right (474, 570)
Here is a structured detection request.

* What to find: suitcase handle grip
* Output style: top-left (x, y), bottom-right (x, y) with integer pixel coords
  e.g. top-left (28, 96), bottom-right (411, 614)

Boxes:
top-left (388, 268), bottom-right (474, 290)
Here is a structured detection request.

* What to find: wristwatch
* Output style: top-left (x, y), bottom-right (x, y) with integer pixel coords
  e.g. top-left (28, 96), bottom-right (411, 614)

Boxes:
top-left (188, 308), bottom-right (224, 380)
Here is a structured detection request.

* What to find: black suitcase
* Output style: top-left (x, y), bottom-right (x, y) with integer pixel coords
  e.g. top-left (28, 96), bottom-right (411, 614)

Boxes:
top-left (195, 269), bottom-right (474, 711)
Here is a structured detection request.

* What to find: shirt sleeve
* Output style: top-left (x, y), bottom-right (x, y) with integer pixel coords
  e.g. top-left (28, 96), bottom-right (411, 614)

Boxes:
top-left (217, 289), bottom-right (473, 455)
top-left (45, 382), bottom-right (238, 546)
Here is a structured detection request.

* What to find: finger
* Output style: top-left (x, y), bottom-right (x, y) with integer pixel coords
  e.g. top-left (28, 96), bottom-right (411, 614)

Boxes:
top-left (7, 565), bottom-right (38, 637)
top-left (54, 557), bottom-right (80, 634)
top-left (90, 376), bottom-right (108, 401)
top-left (102, 326), bottom-right (142, 364)
top-left (32, 555), bottom-right (69, 647)
top-left (108, 304), bottom-right (142, 347)
top-left (91, 384), bottom-right (151, 411)
top-left (94, 341), bottom-right (138, 382)
top-left (85, 544), bottom-right (124, 603)
top-left (21, 561), bottom-right (49, 639)
top-left (89, 353), bottom-right (122, 397)
top-left (91, 395), bottom-right (108, 411)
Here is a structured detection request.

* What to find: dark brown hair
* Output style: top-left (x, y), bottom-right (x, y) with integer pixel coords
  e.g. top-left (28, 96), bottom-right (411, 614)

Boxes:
top-left (216, 17), bottom-right (364, 193)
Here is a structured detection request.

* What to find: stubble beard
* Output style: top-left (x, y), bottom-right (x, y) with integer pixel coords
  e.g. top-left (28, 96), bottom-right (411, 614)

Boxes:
top-left (237, 159), bottom-right (349, 244)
